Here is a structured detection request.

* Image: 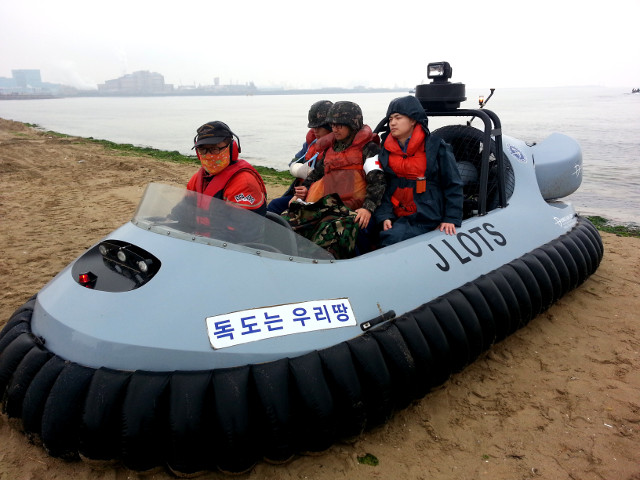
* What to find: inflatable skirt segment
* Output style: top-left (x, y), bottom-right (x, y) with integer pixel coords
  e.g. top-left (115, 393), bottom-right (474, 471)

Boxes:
top-left (0, 217), bottom-right (603, 475)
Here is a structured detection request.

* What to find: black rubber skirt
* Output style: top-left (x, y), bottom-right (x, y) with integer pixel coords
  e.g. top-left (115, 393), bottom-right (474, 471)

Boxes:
top-left (0, 217), bottom-right (603, 475)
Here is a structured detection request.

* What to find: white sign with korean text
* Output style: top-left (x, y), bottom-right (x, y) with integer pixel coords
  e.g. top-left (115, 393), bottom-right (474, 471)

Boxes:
top-left (205, 298), bottom-right (356, 349)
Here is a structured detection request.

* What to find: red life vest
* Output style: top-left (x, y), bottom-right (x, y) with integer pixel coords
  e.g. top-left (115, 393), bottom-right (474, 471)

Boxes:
top-left (306, 126), bottom-right (377, 210)
top-left (187, 159), bottom-right (266, 228)
top-left (305, 128), bottom-right (316, 148)
top-left (305, 132), bottom-right (334, 161)
top-left (324, 125), bottom-right (377, 174)
top-left (383, 124), bottom-right (427, 218)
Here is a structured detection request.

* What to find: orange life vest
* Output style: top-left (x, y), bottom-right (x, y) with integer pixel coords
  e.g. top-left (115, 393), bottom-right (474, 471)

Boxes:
top-left (383, 124), bottom-right (428, 218)
top-left (306, 126), bottom-right (377, 210)
top-left (187, 158), bottom-right (267, 230)
top-left (305, 132), bottom-right (334, 162)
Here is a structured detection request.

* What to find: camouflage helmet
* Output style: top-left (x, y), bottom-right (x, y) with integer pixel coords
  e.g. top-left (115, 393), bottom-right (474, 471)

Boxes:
top-left (307, 100), bottom-right (333, 128)
top-left (325, 101), bottom-right (363, 132)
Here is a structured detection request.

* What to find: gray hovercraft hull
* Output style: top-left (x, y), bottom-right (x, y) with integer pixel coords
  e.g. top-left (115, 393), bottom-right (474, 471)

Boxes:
top-left (27, 135), bottom-right (583, 371)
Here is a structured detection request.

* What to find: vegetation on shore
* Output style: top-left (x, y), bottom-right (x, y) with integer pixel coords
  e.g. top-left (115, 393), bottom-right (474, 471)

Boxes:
top-left (25, 123), bottom-right (640, 236)
top-left (33, 125), bottom-right (294, 187)
top-left (586, 216), bottom-right (639, 238)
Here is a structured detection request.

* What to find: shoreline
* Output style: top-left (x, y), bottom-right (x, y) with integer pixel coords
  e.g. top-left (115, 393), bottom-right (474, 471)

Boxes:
top-left (0, 87), bottom-right (412, 101)
top-left (1, 117), bottom-right (639, 478)
top-left (10, 118), bottom-right (639, 233)
top-left (21, 119), bottom-right (295, 188)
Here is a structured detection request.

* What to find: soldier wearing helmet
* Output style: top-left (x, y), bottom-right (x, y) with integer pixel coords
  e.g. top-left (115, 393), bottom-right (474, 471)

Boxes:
top-left (267, 100), bottom-right (335, 215)
top-left (307, 100), bottom-right (333, 130)
top-left (291, 101), bottom-right (385, 231)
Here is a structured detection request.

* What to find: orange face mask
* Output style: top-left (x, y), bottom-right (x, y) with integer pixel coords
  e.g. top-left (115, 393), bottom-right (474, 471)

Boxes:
top-left (198, 150), bottom-right (230, 175)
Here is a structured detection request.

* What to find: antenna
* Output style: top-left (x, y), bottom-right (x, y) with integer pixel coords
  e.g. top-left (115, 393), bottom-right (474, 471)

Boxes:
top-left (467, 88), bottom-right (496, 126)
top-left (478, 88), bottom-right (495, 108)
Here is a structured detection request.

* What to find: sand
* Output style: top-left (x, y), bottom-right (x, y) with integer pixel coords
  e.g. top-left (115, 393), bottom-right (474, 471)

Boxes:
top-left (0, 118), bottom-right (638, 479)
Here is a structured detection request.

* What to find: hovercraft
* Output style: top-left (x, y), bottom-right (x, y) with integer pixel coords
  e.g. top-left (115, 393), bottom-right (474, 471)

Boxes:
top-left (0, 63), bottom-right (603, 476)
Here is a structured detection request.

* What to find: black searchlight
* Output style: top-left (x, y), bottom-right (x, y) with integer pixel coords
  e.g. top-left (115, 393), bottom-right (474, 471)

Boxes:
top-left (426, 61), bottom-right (453, 82)
top-left (415, 61), bottom-right (466, 112)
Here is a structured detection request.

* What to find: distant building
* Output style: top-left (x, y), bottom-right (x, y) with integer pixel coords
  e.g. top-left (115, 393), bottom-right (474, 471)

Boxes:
top-left (97, 71), bottom-right (174, 94)
top-left (12, 69), bottom-right (42, 88)
top-left (0, 77), bottom-right (14, 88)
top-left (0, 69), bottom-right (67, 97)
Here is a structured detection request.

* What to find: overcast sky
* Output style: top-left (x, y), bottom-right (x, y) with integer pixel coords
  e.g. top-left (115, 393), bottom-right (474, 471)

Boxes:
top-left (1, 0), bottom-right (639, 90)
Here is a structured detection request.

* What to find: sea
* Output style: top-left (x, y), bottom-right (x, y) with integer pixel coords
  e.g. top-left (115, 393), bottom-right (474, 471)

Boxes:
top-left (1, 87), bottom-right (638, 226)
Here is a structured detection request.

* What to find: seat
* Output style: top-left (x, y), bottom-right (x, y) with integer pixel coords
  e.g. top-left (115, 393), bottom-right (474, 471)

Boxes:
top-left (264, 211), bottom-right (298, 256)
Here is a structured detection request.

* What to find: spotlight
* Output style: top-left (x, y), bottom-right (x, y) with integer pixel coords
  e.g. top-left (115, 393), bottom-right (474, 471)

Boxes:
top-left (426, 62), bottom-right (453, 83)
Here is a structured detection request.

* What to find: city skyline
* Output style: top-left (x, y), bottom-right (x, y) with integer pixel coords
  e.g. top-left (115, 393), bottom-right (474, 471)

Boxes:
top-left (0, 68), bottom-right (410, 97)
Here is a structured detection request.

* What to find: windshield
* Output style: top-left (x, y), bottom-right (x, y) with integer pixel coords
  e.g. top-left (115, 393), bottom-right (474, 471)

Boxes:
top-left (132, 183), bottom-right (334, 261)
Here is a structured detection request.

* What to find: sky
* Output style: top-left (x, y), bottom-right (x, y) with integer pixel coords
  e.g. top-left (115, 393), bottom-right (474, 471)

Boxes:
top-left (1, 0), bottom-right (639, 90)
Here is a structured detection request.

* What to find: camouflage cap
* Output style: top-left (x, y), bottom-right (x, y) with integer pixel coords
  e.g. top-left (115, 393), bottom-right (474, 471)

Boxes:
top-left (325, 101), bottom-right (363, 132)
top-left (307, 100), bottom-right (333, 128)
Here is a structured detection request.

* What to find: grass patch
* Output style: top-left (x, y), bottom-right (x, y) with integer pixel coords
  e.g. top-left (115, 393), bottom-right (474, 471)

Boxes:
top-left (86, 135), bottom-right (295, 185)
top-left (32, 124), bottom-right (198, 164)
top-left (587, 216), bottom-right (640, 238)
top-left (87, 138), bottom-right (196, 164)
top-left (44, 130), bottom-right (73, 138)
top-left (357, 453), bottom-right (379, 466)
top-left (31, 124), bottom-right (296, 185)
top-left (253, 166), bottom-right (294, 186)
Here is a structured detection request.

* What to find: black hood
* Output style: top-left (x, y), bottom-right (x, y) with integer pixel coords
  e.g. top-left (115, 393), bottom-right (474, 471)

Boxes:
top-left (374, 95), bottom-right (429, 134)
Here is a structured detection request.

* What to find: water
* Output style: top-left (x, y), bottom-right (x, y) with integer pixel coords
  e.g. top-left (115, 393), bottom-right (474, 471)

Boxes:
top-left (1, 88), bottom-right (638, 226)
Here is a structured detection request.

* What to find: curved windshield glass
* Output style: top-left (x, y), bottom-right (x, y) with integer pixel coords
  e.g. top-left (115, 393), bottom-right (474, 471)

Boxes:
top-left (132, 183), bottom-right (334, 261)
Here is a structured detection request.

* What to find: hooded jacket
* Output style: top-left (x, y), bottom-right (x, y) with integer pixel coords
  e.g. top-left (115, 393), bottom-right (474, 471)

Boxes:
top-left (374, 96), bottom-right (463, 232)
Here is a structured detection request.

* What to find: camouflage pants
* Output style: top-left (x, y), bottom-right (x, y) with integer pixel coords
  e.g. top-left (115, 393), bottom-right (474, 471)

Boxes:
top-left (282, 194), bottom-right (360, 259)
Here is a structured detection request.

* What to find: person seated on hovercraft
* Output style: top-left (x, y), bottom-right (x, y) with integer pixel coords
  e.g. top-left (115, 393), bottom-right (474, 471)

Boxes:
top-left (267, 100), bottom-right (334, 215)
top-left (374, 95), bottom-right (463, 247)
top-left (283, 101), bottom-right (385, 258)
top-left (189, 120), bottom-right (267, 214)
top-left (170, 121), bottom-right (267, 240)
top-left (289, 101), bottom-right (384, 228)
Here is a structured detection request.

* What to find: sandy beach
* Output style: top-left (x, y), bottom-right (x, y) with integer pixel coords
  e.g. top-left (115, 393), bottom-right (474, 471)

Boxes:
top-left (1, 118), bottom-right (638, 479)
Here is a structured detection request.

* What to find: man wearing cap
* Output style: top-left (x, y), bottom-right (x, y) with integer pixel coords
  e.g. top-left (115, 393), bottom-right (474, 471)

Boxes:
top-left (189, 121), bottom-right (267, 216)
